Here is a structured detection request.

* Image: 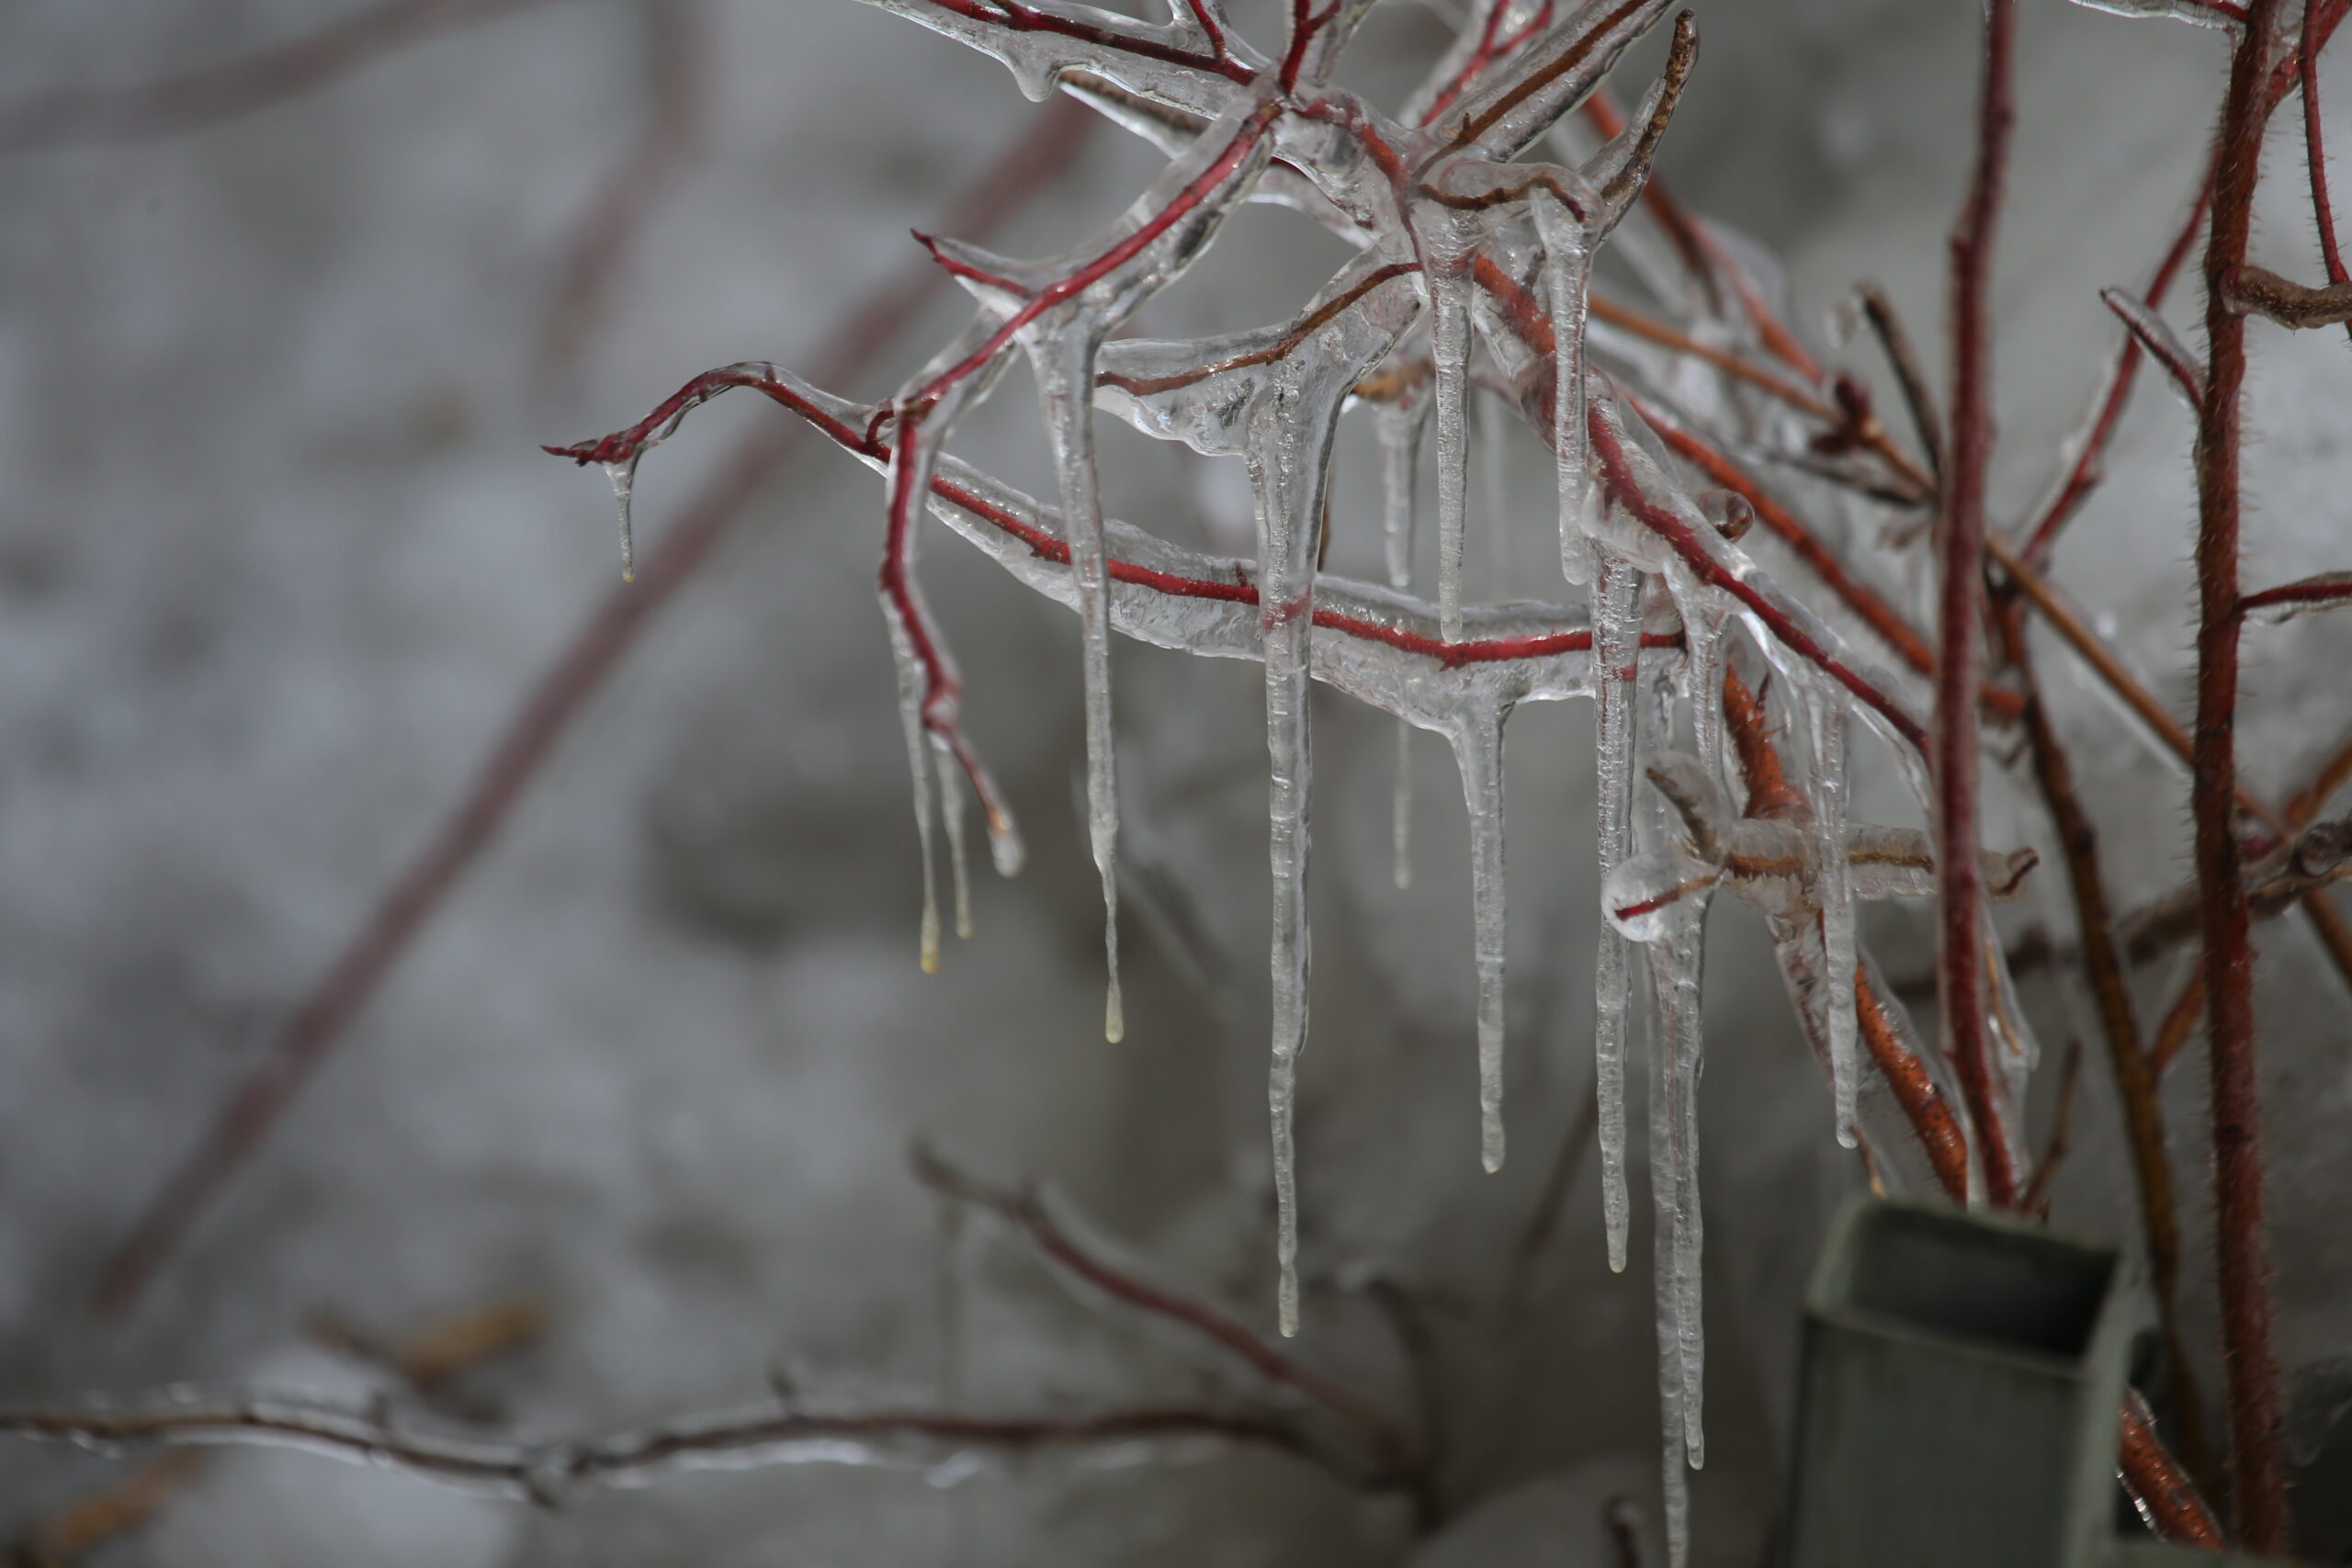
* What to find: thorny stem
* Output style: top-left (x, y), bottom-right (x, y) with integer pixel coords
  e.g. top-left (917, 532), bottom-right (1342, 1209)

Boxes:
top-left (2196, 0), bottom-right (2290, 1540)
top-left (92, 94), bottom-right (1102, 1316)
top-left (1937, 0), bottom-right (2018, 1209)
top-left (2303, 0), bottom-right (2352, 344)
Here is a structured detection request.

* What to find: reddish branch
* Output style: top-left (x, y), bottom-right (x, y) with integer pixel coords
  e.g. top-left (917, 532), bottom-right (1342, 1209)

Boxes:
top-left (93, 95), bottom-right (1101, 1317)
top-left (2195, 0), bottom-right (2290, 1540)
top-left (1935, 0), bottom-right (2018, 1209)
top-left (541, 0), bottom-right (706, 367)
top-left (1723, 665), bottom-right (2219, 1541)
top-left (2303, 0), bottom-right (2352, 341)
top-left (0, 0), bottom-right (561, 151)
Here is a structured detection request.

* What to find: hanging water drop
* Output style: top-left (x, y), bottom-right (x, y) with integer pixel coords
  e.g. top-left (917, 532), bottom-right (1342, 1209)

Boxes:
top-left (605, 459), bottom-right (640, 582)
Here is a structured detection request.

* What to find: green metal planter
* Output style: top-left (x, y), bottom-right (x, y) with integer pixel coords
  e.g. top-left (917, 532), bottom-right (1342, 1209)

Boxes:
top-left (1784, 1197), bottom-right (2137, 1568)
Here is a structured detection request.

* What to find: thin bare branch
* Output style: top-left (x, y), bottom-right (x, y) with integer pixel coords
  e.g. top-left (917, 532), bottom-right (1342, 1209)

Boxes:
top-left (0, 1393), bottom-right (1341, 1506)
top-left (0, 0), bottom-right (561, 151)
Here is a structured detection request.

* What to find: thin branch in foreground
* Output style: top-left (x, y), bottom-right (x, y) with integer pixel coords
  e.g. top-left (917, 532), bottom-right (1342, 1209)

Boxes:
top-left (1990, 594), bottom-right (2197, 1461)
top-left (539, 0), bottom-right (707, 368)
top-left (2303, 0), bottom-right (2352, 344)
top-left (0, 1394), bottom-right (1349, 1506)
top-left (1855, 282), bottom-right (1945, 483)
top-left (0, 0), bottom-right (562, 151)
top-left (91, 95), bottom-right (1099, 1318)
top-left (1937, 0), bottom-right (2020, 1208)
top-left (2193, 0), bottom-right (2292, 1538)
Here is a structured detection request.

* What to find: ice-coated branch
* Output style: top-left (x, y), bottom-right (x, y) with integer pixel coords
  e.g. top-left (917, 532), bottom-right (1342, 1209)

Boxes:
top-left (2098, 287), bottom-right (2206, 407)
top-left (0, 1393), bottom-right (1339, 1505)
top-left (2226, 262), bottom-right (2352, 327)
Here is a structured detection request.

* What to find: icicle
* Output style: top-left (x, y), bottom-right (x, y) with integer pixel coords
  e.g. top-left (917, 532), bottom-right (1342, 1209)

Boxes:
top-left (1531, 187), bottom-right (1594, 588)
top-left (1649, 943), bottom-right (1694, 1568)
top-left (1590, 547), bottom-right (1644, 1272)
top-left (1452, 706), bottom-right (1511, 1173)
top-left (887, 615), bottom-right (944, 975)
top-left (1636, 665), bottom-right (1706, 1478)
top-left (1254, 392), bottom-right (1330, 1339)
top-left (1379, 396), bottom-right (1426, 892)
top-left (605, 459), bottom-right (639, 582)
top-left (1266, 598), bottom-right (1311, 1337)
top-left (1430, 272), bottom-right (1473, 642)
top-left (1030, 325), bottom-right (1126, 1043)
top-left (933, 737), bottom-right (974, 941)
top-left (1804, 682), bottom-right (1860, 1146)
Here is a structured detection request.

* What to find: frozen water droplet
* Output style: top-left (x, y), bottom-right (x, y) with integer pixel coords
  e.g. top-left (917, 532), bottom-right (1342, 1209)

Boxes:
top-left (604, 459), bottom-right (639, 582)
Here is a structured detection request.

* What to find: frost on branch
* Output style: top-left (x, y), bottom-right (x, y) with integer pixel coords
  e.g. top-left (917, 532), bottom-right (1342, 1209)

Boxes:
top-left (547, 2), bottom-right (2055, 1558)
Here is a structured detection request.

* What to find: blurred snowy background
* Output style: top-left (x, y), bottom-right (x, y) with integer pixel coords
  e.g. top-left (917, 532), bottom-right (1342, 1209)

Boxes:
top-left (2, 0), bottom-right (2351, 1562)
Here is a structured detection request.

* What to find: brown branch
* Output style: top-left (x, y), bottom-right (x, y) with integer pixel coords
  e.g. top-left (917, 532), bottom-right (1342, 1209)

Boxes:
top-left (1853, 966), bottom-right (1972, 1201)
top-left (0, 0), bottom-right (563, 151)
top-left (1856, 283), bottom-right (1945, 483)
top-left (2228, 262), bottom-right (2352, 326)
top-left (908, 1145), bottom-right (1419, 1478)
top-left (91, 94), bottom-right (1100, 1317)
top-left (1936, 0), bottom-right (2019, 1209)
top-left (2304, 0), bottom-right (2352, 346)
top-left (1990, 596), bottom-right (2198, 1460)
top-left (540, 0), bottom-right (707, 368)
top-left (0, 1393), bottom-right (1348, 1505)
top-left (2194, 0), bottom-right (2291, 1539)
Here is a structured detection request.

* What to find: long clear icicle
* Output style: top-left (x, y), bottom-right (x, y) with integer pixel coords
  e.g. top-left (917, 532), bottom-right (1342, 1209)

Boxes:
top-left (1452, 706), bottom-right (1511, 1174)
top-left (1531, 188), bottom-right (1595, 588)
top-left (1590, 547), bottom-right (1644, 1272)
top-left (1379, 396), bottom-right (1426, 892)
top-left (1030, 327), bottom-right (1127, 1042)
top-left (1648, 930), bottom-right (1694, 1568)
top-left (1430, 273), bottom-right (1473, 643)
top-left (888, 613), bottom-right (944, 975)
top-left (1805, 682), bottom-right (1860, 1145)
top-left (1262, 519), bottom-right (1315, 1340)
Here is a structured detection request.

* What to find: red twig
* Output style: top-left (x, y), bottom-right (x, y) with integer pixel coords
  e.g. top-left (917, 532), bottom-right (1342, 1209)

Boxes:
top-left (92, 95), bottom-right (1100, 1317)
top-left (2303, 0), bottom-right (2352, 344)
top-left (1853, 967), bottom-right (1971, 1201)
top-left (1936, 0), bottom-right (2018, 1209)
top-left (2194, 0), bottom-right (2290, 1540)
top-left (0, 0), bottom-right (560, 151)
top-left (2240, 570), bottom-right (2352, 617)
